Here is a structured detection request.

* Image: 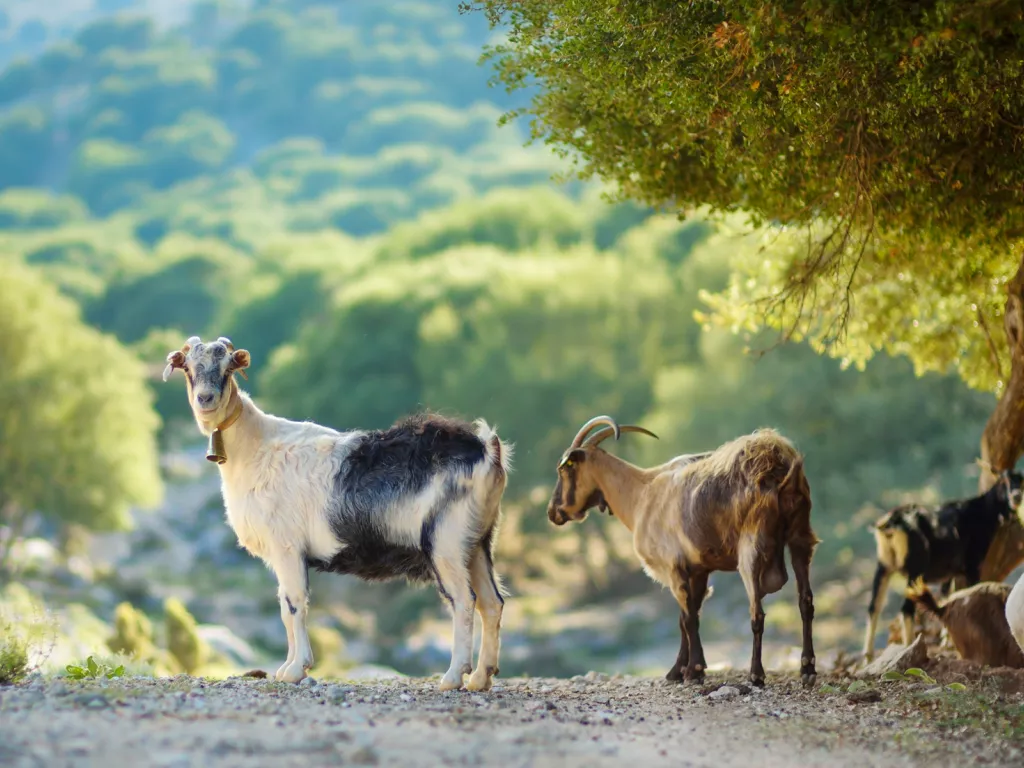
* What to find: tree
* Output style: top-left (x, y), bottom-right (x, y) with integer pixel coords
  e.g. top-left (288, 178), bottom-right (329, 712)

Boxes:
top-left (0, 263), bottom-right (162, 571)
top-left (475, 0), bottom-right (1024, 578)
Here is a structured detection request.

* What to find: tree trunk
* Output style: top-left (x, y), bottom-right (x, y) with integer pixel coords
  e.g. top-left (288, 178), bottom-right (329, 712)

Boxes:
top-left (978, 251), bottom-right (1024, 581)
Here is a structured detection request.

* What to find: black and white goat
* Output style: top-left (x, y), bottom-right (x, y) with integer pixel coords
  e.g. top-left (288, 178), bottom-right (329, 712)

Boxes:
top-left (864, 469), bottom-right (1023, 660)
top-left (163, 336), bottom-right (512, 691)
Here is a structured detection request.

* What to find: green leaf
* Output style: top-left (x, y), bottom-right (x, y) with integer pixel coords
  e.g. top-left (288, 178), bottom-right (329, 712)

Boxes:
top-left (86, 656), bottom-right (99, 677)
top-left (819, 684), bottom-right (841, 694)
top-left (106, 665), bottom-right (125, 679)
top-left (946, 682), bottom-right (967, 692)
top-left (847, 680), bottom-right (869, 693)
top-left (903, 668), bottom-right (937, 684)
top-left (881, 671), bottom-right (905, 681)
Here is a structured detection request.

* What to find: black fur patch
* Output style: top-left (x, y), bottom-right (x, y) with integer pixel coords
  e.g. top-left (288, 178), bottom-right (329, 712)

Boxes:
top-left (309, 414), bottom-right (486, 586)
top-left (285, 596), bottom-right (297, 615)
top-left (480, 525), bottom-right (504, 605)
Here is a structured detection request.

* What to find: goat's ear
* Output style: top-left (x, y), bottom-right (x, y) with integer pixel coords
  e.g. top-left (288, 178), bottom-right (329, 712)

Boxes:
top-left (228, 348), bottom-right (250, 380)
top-left (162, 350), bottom-right (186, 382)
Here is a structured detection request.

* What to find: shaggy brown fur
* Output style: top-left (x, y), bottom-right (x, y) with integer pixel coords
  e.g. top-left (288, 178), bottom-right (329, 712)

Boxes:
top-left (906, 578), bottom-right (1024, 669)
top-left (548, 419), bottom-right (820, 688)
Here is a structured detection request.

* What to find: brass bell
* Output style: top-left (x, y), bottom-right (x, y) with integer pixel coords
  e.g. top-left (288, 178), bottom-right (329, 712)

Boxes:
top-left (207, 429), bottom-right (227, 464)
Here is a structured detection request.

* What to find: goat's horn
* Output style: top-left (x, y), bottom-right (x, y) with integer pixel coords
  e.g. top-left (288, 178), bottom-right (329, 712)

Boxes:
top-left (217, 336), bottom-right (234, 351)
top-left (183, 335), bottom-right (201, 354)
top-left (586, 424), bottom-right (660, 448)
top-left (570, 416), bottom-right (619, 448)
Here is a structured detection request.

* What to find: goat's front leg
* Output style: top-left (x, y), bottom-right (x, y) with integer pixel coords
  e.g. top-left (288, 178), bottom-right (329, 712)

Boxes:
top-left (864, 563), bottom-right (892, 661)
top-left (670, 569), bottom-right (708, 686)
top-left (272, 550), bottom-right (313, 683)
top-left (432, 545), bottom-right (476, 692)
top-left (466, 543), bottom-right (503, 692)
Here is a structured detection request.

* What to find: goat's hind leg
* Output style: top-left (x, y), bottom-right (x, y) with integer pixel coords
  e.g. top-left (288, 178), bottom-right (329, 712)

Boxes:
top-left (466, 538), bottom-right (504, 692)
top-left (738, 539), bottom-right (768, 687)
top-left (431, 517), bottom-right (477, 692)
top-left (789, 535), bottom-right (818, 687)
top-left (666, 611), bottom-right (689, 682)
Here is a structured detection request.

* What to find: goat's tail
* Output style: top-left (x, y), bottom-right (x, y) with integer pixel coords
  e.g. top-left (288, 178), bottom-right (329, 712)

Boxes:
top-left (906, 577), bottom-right (945, 620)
top-left (779, 456), bottom-right (804, 493)
top-left (473, 419), bottom-right (514, 479)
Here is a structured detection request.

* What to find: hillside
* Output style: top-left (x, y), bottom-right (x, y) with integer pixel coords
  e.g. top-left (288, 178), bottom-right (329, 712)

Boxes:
top-left (0, 0), bottom-right (1010, 681)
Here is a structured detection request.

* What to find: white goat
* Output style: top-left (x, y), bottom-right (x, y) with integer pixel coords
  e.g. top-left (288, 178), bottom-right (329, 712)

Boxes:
top-left (163, 336), bottom-right (511, 691)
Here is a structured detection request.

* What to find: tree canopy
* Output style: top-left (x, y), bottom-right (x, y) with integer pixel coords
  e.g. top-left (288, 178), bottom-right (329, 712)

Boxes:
top-left (475, 0), bottom-right (1024, 387)
top-left (0, 262), bottom-right (162, 567)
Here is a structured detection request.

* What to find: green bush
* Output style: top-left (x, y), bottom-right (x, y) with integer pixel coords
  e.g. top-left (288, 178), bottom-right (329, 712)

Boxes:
top-left (107, 602), bottom-right (156, 661)
top-left (0, 617), bottom-right (29, 685)
top-left (164, 598), bottom-right (209, 675)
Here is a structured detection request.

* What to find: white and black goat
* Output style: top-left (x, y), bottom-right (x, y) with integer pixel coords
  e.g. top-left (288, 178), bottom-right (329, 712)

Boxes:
top-left (163, 336), bottom-right (512, 691)
top-left (863, 469), bottom-right (1023, 661)
top-left (546, 416), bottom-right (819, 687)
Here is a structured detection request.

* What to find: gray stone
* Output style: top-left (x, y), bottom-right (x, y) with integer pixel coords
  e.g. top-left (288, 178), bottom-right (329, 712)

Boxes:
top-left (858, 635), bottom-right (928, 678)
top-left (708, 686), bottom-right (740, 701)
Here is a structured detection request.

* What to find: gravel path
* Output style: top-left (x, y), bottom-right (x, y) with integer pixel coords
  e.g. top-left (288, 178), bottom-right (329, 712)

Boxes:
top-left (1, 672), bottom-right (1021, 767)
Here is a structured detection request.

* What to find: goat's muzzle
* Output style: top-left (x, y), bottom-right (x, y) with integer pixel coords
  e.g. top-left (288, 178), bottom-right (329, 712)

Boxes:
top-left (547, 504), bottom-right (569, 526)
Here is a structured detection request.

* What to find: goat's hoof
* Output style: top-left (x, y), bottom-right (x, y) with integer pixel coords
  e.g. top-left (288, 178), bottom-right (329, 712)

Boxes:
top-left (439, 669), bottom-right (465, 692)
top-left (665, 667), bottom-right (684, 683)
top-left (682, 672), bottom-right (705, 687)
top-left (749, 674), bottom-right (766, 688)
top-left (801, 671), bottom-right (817, 688)
top-left (466, 670), bottom-right (493, 692)
top-left (278, 662), bottom-right (308, 684)
top-left (274, 661), bottom-right (294, 681)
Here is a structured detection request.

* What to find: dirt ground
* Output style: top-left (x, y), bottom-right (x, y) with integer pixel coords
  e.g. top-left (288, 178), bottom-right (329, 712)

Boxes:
top-left (1, 666), bottom-right (1022, 768)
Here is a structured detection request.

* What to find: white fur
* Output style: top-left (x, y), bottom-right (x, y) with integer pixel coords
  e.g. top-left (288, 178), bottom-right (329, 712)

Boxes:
top-left (1007, 570), bottom-right (1024, 654)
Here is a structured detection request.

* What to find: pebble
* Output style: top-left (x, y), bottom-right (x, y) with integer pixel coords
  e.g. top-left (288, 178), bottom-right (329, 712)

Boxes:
top-left (73, 693), bottom-right (111, 709)
top-left (299, 677), bottom-right (318, 688)
top-left (326, 685), bottom-right (351, 702)
top-left (350, 746), bottom-right (379, 765)
top-left (708, 686), bottom-right (740, 701)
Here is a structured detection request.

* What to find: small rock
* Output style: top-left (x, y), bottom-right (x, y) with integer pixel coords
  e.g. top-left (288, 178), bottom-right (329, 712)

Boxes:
top-left (708, 686), bottom-right (740, 701)
top-left (847, 689), bottom-right (882, 704)
top-left (73, 693), bottom-right (110, 709)
top-left (48, 682), bottom-right (70, 697)
top-left (858, 635), bottom-right (928, 678)
top-left (299, 677), bottom-right (318, 688)
top-left (399, 694), bottom-right (413, 702)
top-left (326, 685), bottom-right (351, 702)
top-left (350, 746), bottom-right (379, 765)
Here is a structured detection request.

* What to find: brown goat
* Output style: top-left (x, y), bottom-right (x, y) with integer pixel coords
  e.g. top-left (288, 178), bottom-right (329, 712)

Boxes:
top-left (547, 416), bottom-right (819, 687)
top-left (906, 578), bottom-right (1024, 668)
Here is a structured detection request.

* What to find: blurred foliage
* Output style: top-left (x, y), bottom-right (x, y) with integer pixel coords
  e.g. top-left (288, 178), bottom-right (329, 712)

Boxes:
top-left (108, 601), bottom-right (155, 662)
top-left (477, 0), bottom-right (1024, 392)
top-left (164, 596), bottom-right (208, 674)
top-left (0, 262), bottom-right (162, 566)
